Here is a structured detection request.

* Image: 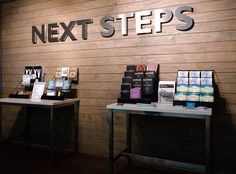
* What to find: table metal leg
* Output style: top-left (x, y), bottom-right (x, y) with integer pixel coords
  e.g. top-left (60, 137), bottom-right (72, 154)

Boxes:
top-left (109, 110), bottom-right (114, 174)
top-left (126, 113), bottom-right (132, 164)
top-left (74, 101), bottom-right (79, 153)
top-left (50, 107), bottom-right (55, 165)
top-left (24, 106), bottom-right (29, 145)
top-left (205, 115), bottom-right (211, 174)
top-left (0, 105), bottom-right (2, 141)
top-left (127, 114), bottom-right (132, 153)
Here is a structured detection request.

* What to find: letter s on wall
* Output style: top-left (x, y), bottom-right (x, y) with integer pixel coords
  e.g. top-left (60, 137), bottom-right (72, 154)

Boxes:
top-left (175, 6), bottom-right (194, 31)
top-left (100, 16), bottom-right (115, 37)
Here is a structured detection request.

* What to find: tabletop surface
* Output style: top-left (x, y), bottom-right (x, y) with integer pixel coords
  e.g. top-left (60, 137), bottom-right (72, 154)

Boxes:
top-left (0, 98), bottom-right (80, 106)
top-left (107, 103), bottom-right (212, 116)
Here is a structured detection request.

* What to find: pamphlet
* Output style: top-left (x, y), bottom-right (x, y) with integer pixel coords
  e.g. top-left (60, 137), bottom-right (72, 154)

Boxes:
top-left (31, 82), bottom-right (45, 100)
top-left (158, 81), bottom-right (175, 103)
top-left (61, 67), bottom-right (70, 77)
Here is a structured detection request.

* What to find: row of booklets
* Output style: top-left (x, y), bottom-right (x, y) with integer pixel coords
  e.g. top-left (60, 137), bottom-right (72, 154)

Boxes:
top-left (118, 64), bottom-right (159, 103)
top-left (118, 65), bottom-right (214, 107)
top-left (174, 70), bottom-right (214, 103)
top-left (29, 80), bottom-right (71, 100)
top-left (11, 66), bottom-right (77, 100)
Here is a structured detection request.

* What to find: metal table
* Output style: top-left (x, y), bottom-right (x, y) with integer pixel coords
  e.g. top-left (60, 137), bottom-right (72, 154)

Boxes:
top-left (107, 103), bottom-right (212, 174)
top-left (0, 98), bottom-right (80, 164)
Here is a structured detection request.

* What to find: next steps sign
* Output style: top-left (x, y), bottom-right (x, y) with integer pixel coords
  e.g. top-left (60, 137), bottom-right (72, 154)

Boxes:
top-left (32, 6), bottom-right (194, 44)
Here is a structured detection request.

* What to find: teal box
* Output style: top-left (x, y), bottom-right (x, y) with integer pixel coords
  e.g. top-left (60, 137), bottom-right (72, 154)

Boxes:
top-left (200, 93), bottom-right (214, 102)
top-left (201, 85), bottom-right (214, 93)
top-left (176, 84), bottom-right (188, 93)
top-left (186, 92), bottom-right (200, 102)
top-left (174, 92), bottom-right (187, 101)
top-left (188, 85), bottom-right (200, 93)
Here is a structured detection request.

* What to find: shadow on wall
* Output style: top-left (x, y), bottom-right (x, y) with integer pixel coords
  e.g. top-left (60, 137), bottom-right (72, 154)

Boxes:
top-left (211, 84), bottom-right (236, 174)
top-left (131, 84), bottom-right (236, 174)
top-left (8, 105), bottom-right (75, 149)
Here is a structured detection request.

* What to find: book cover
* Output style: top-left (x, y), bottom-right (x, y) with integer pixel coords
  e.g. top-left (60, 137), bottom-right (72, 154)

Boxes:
top-left (132, 79), bottom-right (142, 88)
top-left (61, 67), bottom-right (70, 77)
top-left (56, 79), bottom-right (63, 88)
top-left (189, 71), bottom-right (200, 78)
top-left (189, 78), bottom-right (201, 85)
top-left (130, 87), bottom-right (141, 99)
top-left (201, 71), bottom-right (213, 78)
top-left (69, 67), bottom-right (78, 80)
top-left (124, 71), bottom-right (135, 78)
top-left (31, 82), bottom-right (45, 100)
top-left (126, 65), bottom-right (136, 71)
top-left (46, 90), bottom-right (56, 96)
top-left (61, 80), bottom-right (71, 92)
top-left (177, 78), bottom-right (188, 85)
top-left (146, 64), bottom-right (158, 72)
top-left (22, 74), bottom-right (33, 86)
top-left (158, 81), bottom-right (175, 103)
top-left (143, 78), bottom-right (154, 97)
top-left (48, 80), bottom-right (56, 90)
top-left (24, 66), bottom-right (34, 75)
top-left (145, 71), bottom-right (156, 78)
top-left (177, 71), bottom-right (188, 78)
top-left (186, 93), bottom-right (200, 102)
top-left (120, 90), bottom-right (130, 99)
top-left (200, 78), bottom-right (213, 86)
top-left (55, 67), bottom-right (62, 78)
top-left (134, 72), bottom-right (144, 79)
top-left (33, 66), bottom-right (43, 81)
top-left (121, 83), bottom-right (131, 90)
top-left (136, 64), bottom-right (146, 72)
top-left (122, 77), bottom-right (133, 84)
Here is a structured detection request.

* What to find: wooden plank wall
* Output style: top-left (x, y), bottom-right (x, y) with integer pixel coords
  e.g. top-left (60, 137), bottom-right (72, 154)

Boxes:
top-left (1, 0), bottom-right (236, 173)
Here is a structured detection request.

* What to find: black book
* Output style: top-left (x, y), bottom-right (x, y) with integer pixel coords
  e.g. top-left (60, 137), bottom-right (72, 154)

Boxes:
top-left (24, 66), bottom-right (34, 75)
top-left (143, 78), bottom-right (154, 97)
top-left (145, 71), bottom-right (156, 78)
top-left (121, 83), bottom-right (131, 90)
top-left (124, 71), bottom-right (135, 78)
top-left (33, 66), bottom-right (43, 81)
top-left (126, 65), bottom-right (136, 71)
top-left (132, 79), bottom-right (142, 88)
top-left (120, 90), bottom-right (130, 99)
top-left (134, 72), bottom-right (144, 79)
top-left (122, 77), bottom-right (133, 84)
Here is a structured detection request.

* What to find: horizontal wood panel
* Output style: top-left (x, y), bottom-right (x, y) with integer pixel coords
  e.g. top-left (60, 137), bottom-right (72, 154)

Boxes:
top-left (2, 52), bottom-right (236, 69)
top-left (2, 0), bottom-right (216, 27)
top-left (3, 31), bottom-right (236, 55)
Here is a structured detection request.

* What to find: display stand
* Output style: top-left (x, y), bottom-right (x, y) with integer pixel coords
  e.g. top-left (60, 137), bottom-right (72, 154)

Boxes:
top-left (118, 64), bottom-right (159, 104)
top-left (173, 101), bottom-right (214, 108)
top-left (174, 70), bottom-right (215, 109)
top-left (8, 94), bottom-right (30, 99)
top-left (8, 81), bottom-right (30, 99)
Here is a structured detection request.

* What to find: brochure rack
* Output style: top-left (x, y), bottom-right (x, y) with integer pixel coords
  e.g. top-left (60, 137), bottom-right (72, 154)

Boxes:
top-left (117, 64), bottom-right (159, 104)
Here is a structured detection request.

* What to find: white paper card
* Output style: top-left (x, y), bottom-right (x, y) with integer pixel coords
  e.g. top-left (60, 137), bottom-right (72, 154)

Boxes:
top-left (31, 82), bottom-right (45, 100)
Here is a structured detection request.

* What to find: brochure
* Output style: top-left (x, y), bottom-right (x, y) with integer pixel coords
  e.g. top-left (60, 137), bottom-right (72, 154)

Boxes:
top-left (31, 82), bottom-right (45, 100)
top-left (158, 81), bottom-right (175, 103)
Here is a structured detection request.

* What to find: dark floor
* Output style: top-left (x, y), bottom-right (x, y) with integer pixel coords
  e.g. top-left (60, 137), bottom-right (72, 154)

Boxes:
top-left (0, 142), bottom-right (199, 174)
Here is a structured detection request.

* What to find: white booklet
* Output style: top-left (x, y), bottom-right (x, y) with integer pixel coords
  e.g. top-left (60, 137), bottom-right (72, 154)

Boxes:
top-left (158, 81), bottom-right (175, 103)
top-left (31, 82), bottom-right (45, 100)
